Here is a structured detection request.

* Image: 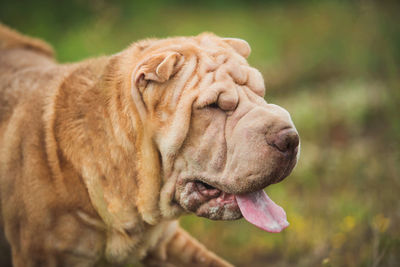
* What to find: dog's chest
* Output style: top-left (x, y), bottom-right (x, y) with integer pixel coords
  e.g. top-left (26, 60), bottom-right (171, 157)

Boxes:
top-left (105, 220), bottom-right (177, 262)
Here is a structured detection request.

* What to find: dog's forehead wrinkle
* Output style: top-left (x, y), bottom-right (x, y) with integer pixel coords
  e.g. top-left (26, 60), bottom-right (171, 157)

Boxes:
top-left (215, 64), bottom-right (231, 82)
top-left (197, 35), bottom-right (224, 54)
top-left (195, 72), bottom-right (215, 106)
top-left (198, 53), bottom-right (219, 74)
top-left (226, 60), bottom-right (248, 85)
top-left (200, 72), bottom-right (215, 89)
top-left (198, 56), bottom-right (249, 90)
top-left (243, 66), bottom-right (265, 96)
top-left (169, 55), bottom-right (198, 109)
top-left (216, 54), bottom-right (228, 65)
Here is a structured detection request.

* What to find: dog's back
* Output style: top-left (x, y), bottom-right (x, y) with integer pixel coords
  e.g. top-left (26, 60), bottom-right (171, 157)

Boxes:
top-left (0, 25), bottom-right (57, 266)
top-left (0, 25), bottom-right (111, 266)
top-left (0, 24), bottom-right (57, 123)
top-left (0, 24), bottom-right (54, 57)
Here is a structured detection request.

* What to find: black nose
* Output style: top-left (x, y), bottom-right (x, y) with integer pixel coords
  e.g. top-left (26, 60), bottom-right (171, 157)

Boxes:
top-left (270, 128), bottom-right (299, 153)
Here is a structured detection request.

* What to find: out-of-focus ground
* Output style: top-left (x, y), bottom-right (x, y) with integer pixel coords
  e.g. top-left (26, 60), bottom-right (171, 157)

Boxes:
top-left (1, 0), bottom-right (399, 266)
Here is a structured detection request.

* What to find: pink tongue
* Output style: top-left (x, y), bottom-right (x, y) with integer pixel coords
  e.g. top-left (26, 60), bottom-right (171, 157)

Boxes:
top-left (235, 190), bottom-right (289, 233)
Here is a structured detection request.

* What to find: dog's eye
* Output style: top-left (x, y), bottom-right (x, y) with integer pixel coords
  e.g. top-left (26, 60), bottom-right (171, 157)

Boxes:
top-left (206, 102), bottom-right (219, 109)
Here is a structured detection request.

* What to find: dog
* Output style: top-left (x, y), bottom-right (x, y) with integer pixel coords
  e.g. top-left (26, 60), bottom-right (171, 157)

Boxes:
top-left (0, 24), bottom-right (299, 266)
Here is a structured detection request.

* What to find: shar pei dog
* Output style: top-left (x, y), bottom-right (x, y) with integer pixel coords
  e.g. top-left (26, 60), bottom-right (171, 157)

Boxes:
top-left (0, 24), bottom-right (299, 267)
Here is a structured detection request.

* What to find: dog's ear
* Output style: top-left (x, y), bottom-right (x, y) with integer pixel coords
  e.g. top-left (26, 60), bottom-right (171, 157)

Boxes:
top-left (223, 38), bottom-right (251, 58)
top-left (134, 52), bottom-right (182, 89)
top-left (130, 52), bottom-right (183, 226)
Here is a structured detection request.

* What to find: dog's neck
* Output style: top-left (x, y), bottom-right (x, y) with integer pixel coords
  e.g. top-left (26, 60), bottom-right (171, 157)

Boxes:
top-left (48, 56), bottom-right (144, 225)
top-left (46, 53), bottom-right (185, 259)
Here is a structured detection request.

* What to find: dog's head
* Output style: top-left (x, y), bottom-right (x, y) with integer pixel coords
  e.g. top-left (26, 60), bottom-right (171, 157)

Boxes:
top-left (121, 33), bottom-right (299, 231)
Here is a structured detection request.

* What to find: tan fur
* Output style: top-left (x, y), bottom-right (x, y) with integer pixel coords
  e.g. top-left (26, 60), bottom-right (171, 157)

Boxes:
top-left (0, 23), bottom-right (54, 57)
top-left (0, 24), bottom-right (298, 267)
top-left (0, 25), bottom-right (235, 266)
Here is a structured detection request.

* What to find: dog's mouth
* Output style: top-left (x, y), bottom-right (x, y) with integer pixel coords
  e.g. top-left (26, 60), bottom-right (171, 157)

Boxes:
top-left (194, 180), bottom-right (234, 201)
top-left (178, 180), bottom-right (289, 232)
top-left (184, 180), bottom-right (241, 220)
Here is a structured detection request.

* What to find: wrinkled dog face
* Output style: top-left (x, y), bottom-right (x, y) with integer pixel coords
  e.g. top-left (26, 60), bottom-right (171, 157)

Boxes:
top-left (132, 34), bottom-right (299, 221)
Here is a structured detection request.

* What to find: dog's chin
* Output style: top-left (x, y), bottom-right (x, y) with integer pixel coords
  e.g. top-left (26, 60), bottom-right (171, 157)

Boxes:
top-left (176, 181), bottom-right (242, 220)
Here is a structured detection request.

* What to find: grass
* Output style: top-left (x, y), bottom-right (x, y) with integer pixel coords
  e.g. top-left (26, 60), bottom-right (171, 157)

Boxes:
top-left (1, 0), bottom-right (399, 266)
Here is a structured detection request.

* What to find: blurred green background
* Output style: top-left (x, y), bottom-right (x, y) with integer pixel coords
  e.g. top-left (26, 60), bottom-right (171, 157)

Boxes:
top-left (1, 0), bottom-right (399, 266)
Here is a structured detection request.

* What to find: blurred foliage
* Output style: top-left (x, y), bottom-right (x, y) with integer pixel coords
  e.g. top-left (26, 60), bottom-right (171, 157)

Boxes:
top-left (1, 0), bottom-right (400, 266)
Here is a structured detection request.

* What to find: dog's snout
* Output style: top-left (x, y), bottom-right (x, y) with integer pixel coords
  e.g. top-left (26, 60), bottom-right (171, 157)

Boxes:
top-left (269, 128), bottom-right (299, 153)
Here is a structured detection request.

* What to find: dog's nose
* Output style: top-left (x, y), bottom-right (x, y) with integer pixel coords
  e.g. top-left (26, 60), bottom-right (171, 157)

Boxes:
top-left (269, 128), bottom-right (299, 153)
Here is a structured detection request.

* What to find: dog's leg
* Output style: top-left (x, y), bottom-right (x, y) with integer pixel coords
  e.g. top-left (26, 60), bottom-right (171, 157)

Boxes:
top-left (3, 213), bottom-right (105, 267)
top-left (143, 227), bottom-right (233, 267)
top-left (0, 228), bottom-right (12, 267)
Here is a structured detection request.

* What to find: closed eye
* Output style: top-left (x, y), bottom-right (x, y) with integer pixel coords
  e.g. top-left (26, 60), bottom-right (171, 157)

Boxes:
top-left (206, 102), bottom-right (219, 109)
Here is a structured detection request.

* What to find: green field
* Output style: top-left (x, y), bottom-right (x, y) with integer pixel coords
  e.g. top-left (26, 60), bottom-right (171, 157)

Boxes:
top-left (1, 0), bottom-right (399, 266)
